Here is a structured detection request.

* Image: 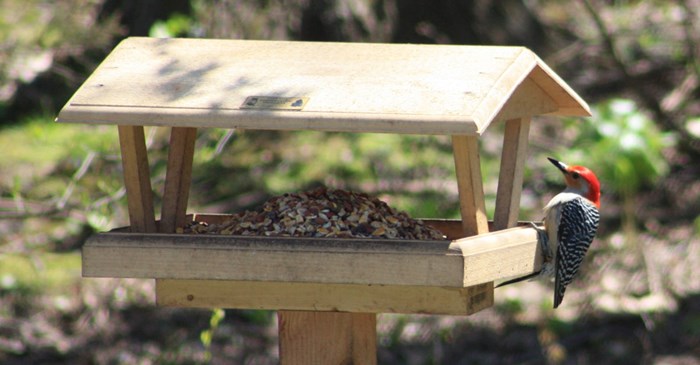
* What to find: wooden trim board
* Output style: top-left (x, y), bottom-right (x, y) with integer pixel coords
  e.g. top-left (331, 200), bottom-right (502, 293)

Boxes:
top-left (449, 226), bottom-right (543, 286)
top-left (83, 232), bottom-right (464, 287)
top-left (156, 280), bottom-right (494, 316)
top-left (82, 225), bottom-right (541, 289)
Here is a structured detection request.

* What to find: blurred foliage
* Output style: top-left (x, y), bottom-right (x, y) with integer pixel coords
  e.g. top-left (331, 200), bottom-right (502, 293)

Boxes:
top-left (558, 99), bottom-right (675, 234)
top-left (560, 99), bottom-right (674, 198)
top-left (0, 117), bottom-right (126, 241)
top-left (0, 0), bottom-right (121, 116)
top-left (0, 252), bottom-right (80, 295)
top-left (200, 308), bottom-right (225, 363)
top-left (190, 129), bottom-right (471, 219)
top-left (149, 13), bottom-right (194, 38)
top-left (546, 0), bottom-right (700, 157)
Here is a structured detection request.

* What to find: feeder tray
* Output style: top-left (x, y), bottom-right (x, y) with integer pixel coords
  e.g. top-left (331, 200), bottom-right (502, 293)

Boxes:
top-left (56, 37), bottom-right (590, 364)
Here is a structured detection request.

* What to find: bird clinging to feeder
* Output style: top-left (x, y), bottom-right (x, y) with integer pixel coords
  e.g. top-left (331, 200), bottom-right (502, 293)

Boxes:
top-left (498, 157), bottom-right (601, 308)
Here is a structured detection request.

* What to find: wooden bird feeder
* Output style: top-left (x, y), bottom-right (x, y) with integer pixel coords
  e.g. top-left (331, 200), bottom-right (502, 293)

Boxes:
top-left (56, 37), bottom-right (590, 364)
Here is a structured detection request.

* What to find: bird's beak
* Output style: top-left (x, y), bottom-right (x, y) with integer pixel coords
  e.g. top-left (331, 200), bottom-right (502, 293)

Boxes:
top-left (548, 157), bottom-right (569, 174)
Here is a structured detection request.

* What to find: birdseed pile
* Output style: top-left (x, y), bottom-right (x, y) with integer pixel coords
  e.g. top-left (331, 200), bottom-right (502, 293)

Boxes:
top-left (181, 187), bottom-right (446, 240)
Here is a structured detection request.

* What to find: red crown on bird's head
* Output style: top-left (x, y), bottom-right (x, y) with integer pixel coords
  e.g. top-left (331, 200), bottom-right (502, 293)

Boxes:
top-left (548, 157), bottom-right (601, 208)
top-left (567, 165), bottom-right (600, 208)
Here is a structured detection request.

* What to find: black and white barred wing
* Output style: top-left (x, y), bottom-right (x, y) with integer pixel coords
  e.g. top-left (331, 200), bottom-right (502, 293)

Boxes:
top-left (553, 197), bottom-right (600, 308)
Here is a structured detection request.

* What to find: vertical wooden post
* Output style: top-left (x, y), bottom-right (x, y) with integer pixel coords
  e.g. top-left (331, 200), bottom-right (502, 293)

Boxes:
top-left (278, 311), bottom-right (377, 365)
top-left (493, 118), bottom-right (531, 230)
top-left (452, 135), bottom-right (489, 237)
top-left (160, 127), bottom-right (197, 233)
top-left (118, 125), bottom-right (156, 233)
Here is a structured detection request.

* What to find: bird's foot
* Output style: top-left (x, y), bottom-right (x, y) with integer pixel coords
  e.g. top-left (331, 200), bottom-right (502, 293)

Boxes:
top-left (529, 221), bottom-right (552, 262)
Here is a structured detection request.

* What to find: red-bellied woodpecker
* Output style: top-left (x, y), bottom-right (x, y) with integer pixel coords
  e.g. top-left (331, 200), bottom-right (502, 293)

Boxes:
top-left (497, 157), bottom-right (600, 308)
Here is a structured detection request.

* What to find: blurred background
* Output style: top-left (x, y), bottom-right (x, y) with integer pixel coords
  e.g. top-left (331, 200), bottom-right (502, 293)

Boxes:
top-left (1, 0), bottom-right (699, 364)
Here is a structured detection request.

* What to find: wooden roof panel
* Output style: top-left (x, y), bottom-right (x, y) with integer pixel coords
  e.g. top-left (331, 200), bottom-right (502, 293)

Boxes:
top-left (57, 37), bottom-right (589, 135)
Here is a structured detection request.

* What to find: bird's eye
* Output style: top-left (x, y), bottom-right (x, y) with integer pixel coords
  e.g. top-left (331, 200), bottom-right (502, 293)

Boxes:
top-left (571, 172), bottom-right (580, 179)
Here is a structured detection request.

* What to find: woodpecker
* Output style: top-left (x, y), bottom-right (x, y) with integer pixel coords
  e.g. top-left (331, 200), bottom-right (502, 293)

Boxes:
top-left (497, 157), bottom-right (600, 308)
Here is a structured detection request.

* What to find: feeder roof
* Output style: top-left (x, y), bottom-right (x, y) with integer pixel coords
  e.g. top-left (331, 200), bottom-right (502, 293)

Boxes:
top-left (56, 37), bottom-right (589, 135)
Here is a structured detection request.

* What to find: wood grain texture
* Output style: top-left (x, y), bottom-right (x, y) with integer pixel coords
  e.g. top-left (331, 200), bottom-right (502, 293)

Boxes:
top-left (448, 226), bottom-right (542, 286)
top-left (160, 127), bottom-right (197, 233)
top-left (493, 78), bottom-right (558, 122)
top-left (155, 280), bottom-right (493, 315)
top-left (493, 118), bottom-right (531, 230)
top-left (56, 37), bottom-right (590, 135)
top-left (451, 135), bottom-right (489, 237)
top-left (82, 225), bottom-right (541, 289)
top-left (528, 61), bottom-right (592, 117)
top-left (278, 311), bottom-right (376, 365)
top-left (117, 125), bottom-right (156, 233)
top-left (82, 232), bottom-right (463, 287)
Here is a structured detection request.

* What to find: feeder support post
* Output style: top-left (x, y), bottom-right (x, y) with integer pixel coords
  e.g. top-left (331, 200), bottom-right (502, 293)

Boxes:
top-left (118, 125), bottom-right (157, 233)
top-left (278, 311), bottom-right (377, 365)
top-left (494, 117), bottom-right (531, 230)
top-left (452, 135), bottom-right (489, 236)
top-left (160, 127), bottom-right (197, 233)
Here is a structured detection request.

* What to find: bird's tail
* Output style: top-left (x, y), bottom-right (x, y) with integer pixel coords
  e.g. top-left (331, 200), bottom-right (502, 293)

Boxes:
top-left (495, 271), bottom-right (541, 288)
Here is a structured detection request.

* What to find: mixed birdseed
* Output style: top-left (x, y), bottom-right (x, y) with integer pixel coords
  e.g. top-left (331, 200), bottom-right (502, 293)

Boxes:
top-left (181, 187), bottom-right (446, 240)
